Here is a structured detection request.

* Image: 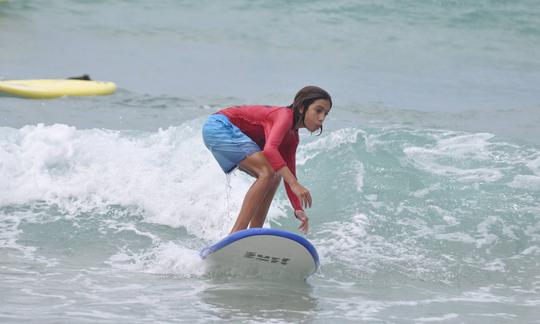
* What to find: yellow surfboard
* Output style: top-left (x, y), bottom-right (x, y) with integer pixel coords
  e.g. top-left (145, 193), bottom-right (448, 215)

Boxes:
top-left (0, 79), bottom-right (117, 99)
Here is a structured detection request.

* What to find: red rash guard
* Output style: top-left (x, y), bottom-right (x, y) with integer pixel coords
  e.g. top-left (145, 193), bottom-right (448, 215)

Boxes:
top-left (217, 105), bottom-right (302, 211)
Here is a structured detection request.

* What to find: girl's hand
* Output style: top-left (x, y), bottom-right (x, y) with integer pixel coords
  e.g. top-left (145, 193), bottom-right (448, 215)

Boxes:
top-left (294, 210), bottom-right (309, 234)
top-left (291, 182), bottom-right (312, 209)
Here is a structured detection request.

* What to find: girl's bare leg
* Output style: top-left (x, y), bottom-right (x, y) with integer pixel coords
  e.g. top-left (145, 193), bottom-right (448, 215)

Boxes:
top-left (248, 175), bottom-right (281, 228)
top-left (229, 152), bottom-right (276, 233)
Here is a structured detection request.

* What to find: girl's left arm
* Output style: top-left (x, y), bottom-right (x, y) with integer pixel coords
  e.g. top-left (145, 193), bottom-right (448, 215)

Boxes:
top-left (281, 144), bottom-right (310, 234)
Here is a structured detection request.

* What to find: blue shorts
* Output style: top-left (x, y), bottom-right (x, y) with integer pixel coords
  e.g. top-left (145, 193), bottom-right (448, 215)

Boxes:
top-left (202, 114), bottom-right (261, 173)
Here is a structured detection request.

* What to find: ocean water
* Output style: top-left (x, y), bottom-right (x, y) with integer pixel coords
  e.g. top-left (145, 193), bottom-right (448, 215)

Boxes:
top-left (1, 0), bottom-right (540, 323)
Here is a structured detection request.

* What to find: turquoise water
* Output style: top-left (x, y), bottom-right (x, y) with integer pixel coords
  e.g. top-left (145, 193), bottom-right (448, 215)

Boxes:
top-left (1, 1), bottom-right (540, 323)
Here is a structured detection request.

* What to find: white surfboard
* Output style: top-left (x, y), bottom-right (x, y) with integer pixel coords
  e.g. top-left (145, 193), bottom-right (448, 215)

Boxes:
top-left (200, 228), bottom-right (319, 280)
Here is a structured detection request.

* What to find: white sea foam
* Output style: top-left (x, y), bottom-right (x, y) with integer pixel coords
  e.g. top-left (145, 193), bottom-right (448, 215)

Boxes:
top-left (415, 313), bottom-right (459, 322)
top-left (434, 215), bottom-right (515, 249)
top-left (519, 246), bottom-right (540, 256)
top-left (354, 161), bottom-right (365, 192)
top-left (296, 128), bottom-right (364, 165)
top-left (403, 132), bottom-right (504, 182)
top-left (434, 232), bottom-right (476, 244)
top-left (428, 205), bottom-right (459, 226)
top-left (107, 242), bottom-right (206, 278)
top-left (475, 216), bottom-right (500, 248)
top-left (0, 209), bottom-right (59, 266)
top-left (526, 156), bottom-right (540, 175)
top-left (508, 175), bottom-right (540, 191)
top-left (482, 259), bottom-right (506, 272)
top-left (0, 122), bottom-right (284, 241)
top-left (0, 211), bottom-right (33, 257)
top-left (410, 183), bottom-right (442, 198)
top-left (315, 213), bottom-right (441, 278)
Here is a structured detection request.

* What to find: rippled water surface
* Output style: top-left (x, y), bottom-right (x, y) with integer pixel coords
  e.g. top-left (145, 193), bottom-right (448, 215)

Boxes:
top-left (1, 0), bottom-right (539, 322)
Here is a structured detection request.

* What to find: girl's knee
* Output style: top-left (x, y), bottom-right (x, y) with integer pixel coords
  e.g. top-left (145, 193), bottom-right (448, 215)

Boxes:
top-left (272, 174), bottom-right (282, 187)
top-left (258, 167), bottom-right (276, 181)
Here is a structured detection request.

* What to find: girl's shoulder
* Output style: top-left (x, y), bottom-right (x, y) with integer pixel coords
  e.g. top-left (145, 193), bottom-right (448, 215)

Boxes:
top-left (219, 105), bottom-right (292, 122)
top-left (265, 105), bottom-right (292, 116)
top-left (248, 105), bottom-right (289, 112)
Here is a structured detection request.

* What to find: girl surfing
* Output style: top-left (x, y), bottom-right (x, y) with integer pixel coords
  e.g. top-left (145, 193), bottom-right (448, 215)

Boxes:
top-left (202, 86), bottom-right (332, 234)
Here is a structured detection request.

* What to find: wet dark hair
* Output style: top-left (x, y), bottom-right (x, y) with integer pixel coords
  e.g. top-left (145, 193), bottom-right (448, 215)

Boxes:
top-left (288, 85), bottom-right (332, 135)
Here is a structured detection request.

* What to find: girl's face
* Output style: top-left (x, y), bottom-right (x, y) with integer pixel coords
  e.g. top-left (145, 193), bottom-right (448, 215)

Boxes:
top-left (300, 99), bottom-right (332, 132)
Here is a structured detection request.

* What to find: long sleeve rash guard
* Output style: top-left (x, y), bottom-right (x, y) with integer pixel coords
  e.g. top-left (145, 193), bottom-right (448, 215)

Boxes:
top-left (217, 105), bottom-right (302, 211)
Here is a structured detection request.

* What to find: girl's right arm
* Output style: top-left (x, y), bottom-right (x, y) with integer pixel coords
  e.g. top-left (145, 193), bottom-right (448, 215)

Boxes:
top-left (277, 166), bottom-right (312, 209)
top-left (294, 210), bottom-right (309, 234)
